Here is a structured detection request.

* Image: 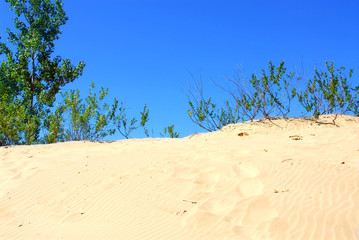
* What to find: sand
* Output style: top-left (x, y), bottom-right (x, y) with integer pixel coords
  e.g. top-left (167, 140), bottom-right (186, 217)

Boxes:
top-left (1, 114), bottom-right (359, 240)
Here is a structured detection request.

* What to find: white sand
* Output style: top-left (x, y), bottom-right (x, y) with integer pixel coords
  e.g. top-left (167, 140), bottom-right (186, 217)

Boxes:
top-left (1, 114), bottom-right (359, 240)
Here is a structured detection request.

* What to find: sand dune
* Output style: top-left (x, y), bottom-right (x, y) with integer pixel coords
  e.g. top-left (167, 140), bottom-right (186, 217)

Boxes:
top-left (1, 114), bottom-right (359, 240)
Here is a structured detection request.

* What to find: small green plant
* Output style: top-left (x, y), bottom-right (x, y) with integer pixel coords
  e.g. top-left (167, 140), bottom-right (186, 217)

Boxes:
top-left (113, 104), bottom-right (150, 139)
top-left (161, 125), bottom-right (180, 138)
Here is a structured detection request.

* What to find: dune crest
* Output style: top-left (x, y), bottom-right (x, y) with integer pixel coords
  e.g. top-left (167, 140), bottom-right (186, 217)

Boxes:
top-left (1, 114), bottom-right (359, 240)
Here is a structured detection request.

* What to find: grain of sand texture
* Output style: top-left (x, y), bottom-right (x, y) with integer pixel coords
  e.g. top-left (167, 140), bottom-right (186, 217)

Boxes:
top-left (1, 114), bottom-right (359, 240)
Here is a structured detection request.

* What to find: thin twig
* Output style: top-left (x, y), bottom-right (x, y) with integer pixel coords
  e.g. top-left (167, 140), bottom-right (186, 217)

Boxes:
top-left (183, 199), bottom-right (198, 204)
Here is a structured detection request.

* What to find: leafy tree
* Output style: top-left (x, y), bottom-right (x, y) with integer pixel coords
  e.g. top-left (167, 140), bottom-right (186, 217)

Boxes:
top-left (0, 0), bottom-right (85, 145)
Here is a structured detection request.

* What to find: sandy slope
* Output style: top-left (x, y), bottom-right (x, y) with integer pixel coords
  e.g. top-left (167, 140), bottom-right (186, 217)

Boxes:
top-left (1, 114), bottom-right (359, 240)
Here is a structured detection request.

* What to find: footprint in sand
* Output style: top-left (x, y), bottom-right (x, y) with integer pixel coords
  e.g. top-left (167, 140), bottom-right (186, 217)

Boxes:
top-left (171, 166), bottom-right (194, 180)
top-left (89, 173), bottom-right (129, 193)
top-left (232, 163), bottom-right (260, 178)
top-left (186, 210), bottom-right (222, 231)
top-left (268, 217), bottom-right (290, 238)
top-left (225, 196), bottom-right (278, 228)
top-left (232, 163), bottom-right (264, 197)
top-left (194, 169), bottom-right (220, 191)
top-left (198, 197), bottom-right (237, 215)
top-left (237, 178), bottom-right (264, 197)
top-left (241, 197), bottom-right (278, 226)
top-left (227, 197), bottom-right (278, 238)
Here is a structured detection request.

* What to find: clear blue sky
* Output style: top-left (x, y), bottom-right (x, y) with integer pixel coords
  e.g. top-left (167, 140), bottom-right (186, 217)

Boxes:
top-left (1, 0), bottom-right (358, 139)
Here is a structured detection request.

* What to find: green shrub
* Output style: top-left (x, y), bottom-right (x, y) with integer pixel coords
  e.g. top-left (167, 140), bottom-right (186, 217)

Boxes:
top-left (298, 61), bottom-right (358, 118)
top-left (113, 103), bottom-right (150, 139)
top-left (188, 61), bottom-right (298, 131)
top-left (161, 125), bottom-right (180, 138)
top-left (188, 60), bottom-right (358, 131)
top-left (46, 82), bottom-right (117, 142)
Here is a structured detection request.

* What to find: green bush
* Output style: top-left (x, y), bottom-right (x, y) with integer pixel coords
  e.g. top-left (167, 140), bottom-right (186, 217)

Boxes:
top-left (113, 103), bottom-right (150, 139)
top-left (161, 125), bottom-right (180, 138)
top-left (188, 60), bottom-right (358, 131)
top-left (44, 82), bottom-right (118, 142)
top-left (43, 85), bottom-right (179, 143)
top-left (297, 61), bottom-right (358, 118)
top-left (188, 61), bottom-right (298, 131)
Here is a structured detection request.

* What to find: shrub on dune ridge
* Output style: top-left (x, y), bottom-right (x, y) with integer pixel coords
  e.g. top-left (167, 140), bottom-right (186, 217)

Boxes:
top-left (44, 82), bottom-right (118, 142)
top-left (187, 61), bottom-right (358, 131)
top-left (297, 61), bottom-right (358, 119)
top-left (45, 84), bottom-right (179, 143)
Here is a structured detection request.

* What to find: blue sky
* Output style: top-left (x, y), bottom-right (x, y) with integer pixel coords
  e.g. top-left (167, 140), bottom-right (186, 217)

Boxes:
top-left (1, 0), bottom-right (358, 139)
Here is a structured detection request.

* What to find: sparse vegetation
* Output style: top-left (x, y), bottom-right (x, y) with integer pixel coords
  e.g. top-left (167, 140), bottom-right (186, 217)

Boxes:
top-left (187, 61), bottom-right (358, 131)
top-left (297, 61), bottom-right (358, 118)
top-left (187, 61), bottom-right (299, 131)
top-left (161, 125), bottom-right (180, 138)
top-left (113, 103), bottom-right (150, 139)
